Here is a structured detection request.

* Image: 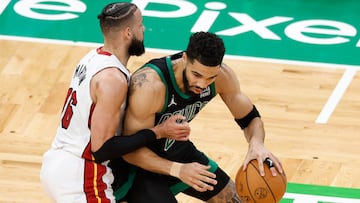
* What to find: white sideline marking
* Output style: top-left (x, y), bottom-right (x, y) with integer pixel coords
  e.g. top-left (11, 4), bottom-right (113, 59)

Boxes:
top-left (316, 68), bottom-right (357, 124)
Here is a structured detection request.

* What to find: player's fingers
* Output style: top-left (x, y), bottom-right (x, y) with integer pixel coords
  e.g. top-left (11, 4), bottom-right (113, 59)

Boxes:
top-left (193, 180), bottom-right (214, 192)
top-left (200, 181), bottom-right (214, 191)
top-left (176, 114), bottom-right (186, 120)
top-left (176, 125), bottom-right (190, 134)
top-left (271, 156), bottom-right (283, 174)
top-left (264, 157), bottom-right (279, 176)
top-left (177, 135), bottom-right (189, 141)
top-left (269, 167), bottom-right (278, 176)
top-left (242, 159), bottom-right (250, 171)
top-left (192, 184), bottom-right (207, 192)
top-left (200, 175), bottom-right (217, 185)
top-left (258, 158), bottom-right (265, 176)
top-left (197, 163), bottom-right (211, 170)
top-left (170, 133), bottom-right (185, 141)
top-left (198, 166), bottom-right (216, 176)
top-left (172, 114), bottom-right (186, 123)
top-left (197, 165), bottom-right (217, 179)
top-left (188, 177), bottom-right (206, 192)
top-left (181, 126), bottom-right (190, 134)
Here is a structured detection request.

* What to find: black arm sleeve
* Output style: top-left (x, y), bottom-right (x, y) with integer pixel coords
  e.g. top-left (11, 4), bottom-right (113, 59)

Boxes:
top-left (92, 129), bottom-right (156, 163)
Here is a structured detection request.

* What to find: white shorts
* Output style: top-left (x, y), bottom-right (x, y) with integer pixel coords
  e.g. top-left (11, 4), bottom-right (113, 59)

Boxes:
top-left (40, 148), bottom-right (115, 203)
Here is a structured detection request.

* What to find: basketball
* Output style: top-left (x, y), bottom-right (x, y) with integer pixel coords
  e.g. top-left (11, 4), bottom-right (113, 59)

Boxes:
top-left (235, 159), bottom-right (287, 203)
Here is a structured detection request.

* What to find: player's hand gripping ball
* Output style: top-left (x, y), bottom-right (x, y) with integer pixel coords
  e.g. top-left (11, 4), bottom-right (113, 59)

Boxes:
top-left (235, 158), bottom-right (287, 203)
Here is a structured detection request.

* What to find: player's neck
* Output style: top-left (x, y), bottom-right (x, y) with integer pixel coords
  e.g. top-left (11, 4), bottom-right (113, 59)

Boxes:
top-left (172, 59), bottom-right (186, 92)
top-left (102, 45), bottom-right (129, 67)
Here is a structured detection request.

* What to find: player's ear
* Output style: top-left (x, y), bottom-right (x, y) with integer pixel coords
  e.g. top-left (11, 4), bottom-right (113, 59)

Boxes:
top-left (125, 26), bottom-right (132, 39)
top-left (182, 52), bottom-right (187, 62)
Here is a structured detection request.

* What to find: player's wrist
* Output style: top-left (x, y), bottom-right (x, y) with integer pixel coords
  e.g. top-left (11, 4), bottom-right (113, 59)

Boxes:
top-left (169, 162), bottom-right (183, 178)
top-left (151, 125), bottom-right (164, 139)
top-left (248, 137), bottom-right (264, 146)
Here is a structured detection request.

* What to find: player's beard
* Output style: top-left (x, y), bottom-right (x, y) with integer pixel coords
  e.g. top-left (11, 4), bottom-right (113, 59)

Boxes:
top-left (128, 37), bottom-right (145, 56)
top-left (182, 69), bottom-right (199, 97)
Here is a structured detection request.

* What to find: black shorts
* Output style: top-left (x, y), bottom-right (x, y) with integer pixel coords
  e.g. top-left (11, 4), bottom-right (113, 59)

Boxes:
top-left (118, 140), bottom-right (230, 203)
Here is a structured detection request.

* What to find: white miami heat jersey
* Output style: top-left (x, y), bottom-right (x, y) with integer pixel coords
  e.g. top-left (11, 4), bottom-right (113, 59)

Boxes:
top-left (51, 47), bottom-right (130, 159)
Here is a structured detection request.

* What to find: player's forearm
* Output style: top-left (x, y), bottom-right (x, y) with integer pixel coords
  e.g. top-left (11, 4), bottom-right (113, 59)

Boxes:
top-left (244, 117), bottom-right (265, 144)
top-left (92, 129), bottom-right (157, 163)
top-left (122, 147), bottom-right (173, 175)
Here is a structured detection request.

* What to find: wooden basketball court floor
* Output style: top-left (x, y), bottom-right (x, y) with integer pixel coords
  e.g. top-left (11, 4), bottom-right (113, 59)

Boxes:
top-left (0, 38), bottom-right (359, 202)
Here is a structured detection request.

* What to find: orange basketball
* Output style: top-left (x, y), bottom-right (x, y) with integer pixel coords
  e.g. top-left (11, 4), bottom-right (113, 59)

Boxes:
top-left (235, 159), bottom-right (287, 203)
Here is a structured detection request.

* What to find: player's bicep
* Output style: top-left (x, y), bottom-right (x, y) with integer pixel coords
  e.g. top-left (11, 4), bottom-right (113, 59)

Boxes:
top-left (90, 68), bottom-right (128, 151)
top-left (217, 64), bottom-right (253, 118)
top-left (124, 69), bottom-right (163, 135)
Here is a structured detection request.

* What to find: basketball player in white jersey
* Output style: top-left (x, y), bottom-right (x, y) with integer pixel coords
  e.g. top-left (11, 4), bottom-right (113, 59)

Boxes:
top-left (40, 3), bottom-right (194, 202)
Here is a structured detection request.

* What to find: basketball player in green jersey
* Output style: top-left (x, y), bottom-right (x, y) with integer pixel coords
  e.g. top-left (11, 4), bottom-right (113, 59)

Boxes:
top-left (116, 32), bottom-right (284, 202)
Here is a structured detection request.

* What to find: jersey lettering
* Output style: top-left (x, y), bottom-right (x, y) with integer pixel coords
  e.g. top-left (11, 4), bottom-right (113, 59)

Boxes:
top-left (158, 101), bottom-right (208, 124)
top-left (74, 64), bottom-right (87, 86)
top-left (164, 138), bottom-right (175, 151)
top-left (159, 101), bottom-right (209, 151)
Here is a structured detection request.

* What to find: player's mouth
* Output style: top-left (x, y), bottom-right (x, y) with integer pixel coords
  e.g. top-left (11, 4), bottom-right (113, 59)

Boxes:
top-left (192, 87), bottom-right (204, 94)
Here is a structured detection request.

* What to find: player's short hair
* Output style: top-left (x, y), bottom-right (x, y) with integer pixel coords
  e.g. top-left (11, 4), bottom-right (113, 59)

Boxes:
top-left (97, 2), bottom-right (138, 33)
top-left (186, 32), bottom-right (226, 66)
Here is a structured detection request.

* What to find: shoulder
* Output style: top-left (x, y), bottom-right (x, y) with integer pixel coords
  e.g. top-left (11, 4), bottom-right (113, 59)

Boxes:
top-left (219, 63), bottom-right (237, 77)
top-left (132, 67), bottom-right (159, 83)
top-left (215, 63), bottom-right (240, 93)
top-left (91, 67), bottom-right (128, 101)
top-left (94, 67), bottom-right (128, 86)
top-left (129, 67), bottom-right (165, 101)
top-left (128, 67), bottom-right (166, 114)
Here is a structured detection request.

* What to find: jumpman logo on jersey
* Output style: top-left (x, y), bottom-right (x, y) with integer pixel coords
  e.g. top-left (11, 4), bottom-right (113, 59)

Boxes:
top-left (168, 94), bottom-right (177, 107)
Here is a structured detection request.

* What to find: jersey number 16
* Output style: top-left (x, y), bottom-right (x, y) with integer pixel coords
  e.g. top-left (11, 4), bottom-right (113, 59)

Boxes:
top-left (61, 88), bottom-right (78, 129)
